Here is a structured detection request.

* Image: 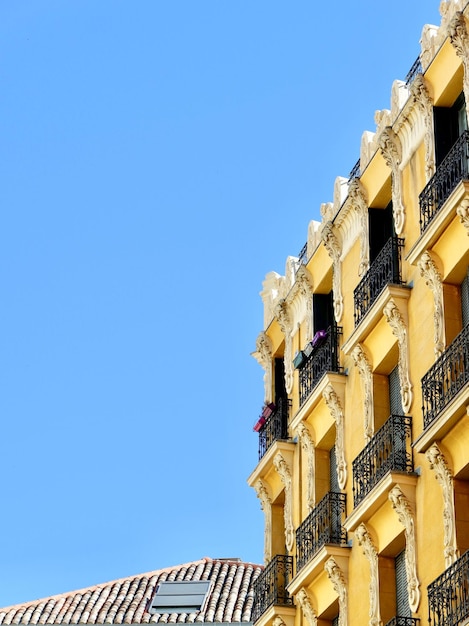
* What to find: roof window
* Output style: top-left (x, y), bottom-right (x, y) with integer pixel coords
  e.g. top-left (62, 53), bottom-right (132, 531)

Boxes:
top-left (149, 580), bottom-right (211, 614)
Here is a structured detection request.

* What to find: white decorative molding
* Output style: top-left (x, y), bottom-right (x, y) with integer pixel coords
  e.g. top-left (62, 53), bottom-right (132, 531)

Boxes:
top-left (417, 251), bottom-right (445, 358)
top-left (351, 344), bottom-right (374, 442)
top-left (273, 615), bottom-right (286, 626)
top-left (307, 220), bottom-right (321, 260)
top-left (253, 332), bottom-right (274, 404)
top-left (275, 299), bottom-right (294, 395)
top-left (360, 130), bottom-right (376, 173)
top-left (297, 423), bottom-right (316, 510)
top-left (321, 221), bottom-right (344, 323)
top-left (322, 384), bottom-right (347, 489)
top-left (273, 453), bottom-right (295, 552)
top-left (261, 271), bottom-right (286, 328)
top-left (411, 75), bottom-right (436, 180)
top-left (449, 11), bottom-right (469, 121)
top-left (383, 299), bottom-right (413, 413)
top-left (254, 479), bottom-right (272, 565)
top-left (320, 202), bottom-right (335, 224)
top-left (420, 24), bottom-right (439, 72)
top-left (347, 179), bottom-right (369, 277)
top-left (426, 443), bottom-right (459, 567)
top-left (325, 557), bottom-right (348, 626)
top-left (439, 2), bottom-right (467, 45)
top-left (296, 588), bottom-right (318, 626)
top-left (388, 485), bottom-right (421, 613)
top-left (457, 197), bottom-right (469, 234)
top-left (355, 524), bottom-right (381, 626)
top-left (379, 127), bottom-right (405, 235)
top-left (287, 265), bottom-right (314, 343)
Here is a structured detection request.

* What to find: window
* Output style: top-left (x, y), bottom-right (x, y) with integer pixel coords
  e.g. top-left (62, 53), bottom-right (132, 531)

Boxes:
top-left (149, 581), bottom-right (211, 614)
top-left (369, 201), bottom-right (395, 264)
top-left (434, 92), bottom-right (467, 166)
top-left (389, 366), bottom-right (404, 416)
top-left (461, 269), bottom-right (469, 329)
top-left (395, 550), bottom-right (411, 618)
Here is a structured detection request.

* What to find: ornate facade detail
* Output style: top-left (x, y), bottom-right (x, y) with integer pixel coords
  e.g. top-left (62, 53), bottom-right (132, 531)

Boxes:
top-left (383, 299), bottom-right (413, 413)
top-left (261, 271), bottom-right (285, 328)
top-left (253, 332), bottom-right (274, 404)
top-left (275, 299), bottom-right (294, 395)
top-left (320, 202), bottom-right (334, 224)
top-left (456, 197), bottom-right (469, 234)
top-left (351, 344), bottom-right (374, 442)
top-left (355, 524), bottom-right (381, 626)
top-left (360, 130), bottom-right (376, 172)
top-left (379, 127), bottom-right (405, 234)
top-left (409, 74), bottom-right (435, 180)
top-left (420, 24), bottom-right (439, 72)
top-left (322, 384), bottom-right (347, 489)
top-left (417, 251), bottom-right (445, 358)
top-left (273, 453), bottom-right (295, 552)
top-left (290, 265), bottom-right (314, 343)
top-left (296, 588), bottom-right (318, 626)
top-left (254, 479), bottom-right (272, 565)
top-left (388, 485), bottom-right (421, 612)
top-left (347, 179), bottom-right (369, 276)
top-left (297, 423), bottom-right (315, 510)
top-left (449, 12), bottom-right (469, 120)
top-left (273, 616), bottom-right (286, 626)
top-left (321, 221), bottom-right (344, 322)
top-left (391, 80), bottom-right (409, 124)
top-left (426, 443), bottom-right (459, 567)
top-left (325, 557), bottom-right (348, 626)
top-left (307, 220), bottom-right (321, 260)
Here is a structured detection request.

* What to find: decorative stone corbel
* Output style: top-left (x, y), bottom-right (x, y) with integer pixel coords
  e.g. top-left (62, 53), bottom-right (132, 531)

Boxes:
top-left (388, 486), bottom-right (421, 612)
top-left (409, 75), bottom-right (435, 180)
top-left (273, 615), bottom-right (286, 626)
top-left (273, 453), bottom-right (295, 552)
top-left (426, 443), bottom-right (459, 567)
top-left (296, 588), bottom-right (318, 626)
top-left (254, 479), bottom-right (272, 565)
top-left (322, 384), bottom-right (347, 489)
top-left (383, 299), bottom-right (413, 414)
top-left (456, 197), bottom-right (469, 234)
top-left (294, 265), bottom-right (314, 343)
top-left (275, 299), bottom-right (294, 395)
top-left (347, 179), bottom-right (369, 277)
top-left (379, 127), bottom-right (405, 235)
top-left (325, 557), bottom-right (348, 626)
top-left (355, 524), bottom-right (381, 626)
top-left (297, 423), bottom-right (315, 510)
top-left (417, 252), bottom-right (445, 358)
top-left (420, 24), bottom-right (439, 72)
top-left (351, 344), bottom-right (374, 442)
top-left (307, 220), bottom-right (321, 260)
top-left (321, 221), bottom-right (344, 323)
top-left (253, 332), bottom-right (274, 404)
top-left (449, 12), bottom-right (469, 122)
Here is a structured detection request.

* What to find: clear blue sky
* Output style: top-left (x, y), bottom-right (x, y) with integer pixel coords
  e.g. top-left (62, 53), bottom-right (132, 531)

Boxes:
top-left (0, 0), bottom-right (441, 607)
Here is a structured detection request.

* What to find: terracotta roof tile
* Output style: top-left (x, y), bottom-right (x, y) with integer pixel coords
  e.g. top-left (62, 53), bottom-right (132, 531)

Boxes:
top-left (0, 558), bottom-right (263, 625)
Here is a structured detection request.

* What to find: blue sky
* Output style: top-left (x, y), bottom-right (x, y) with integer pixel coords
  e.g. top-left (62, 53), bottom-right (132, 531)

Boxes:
top-left (0, 0), bottom-right (441, 607)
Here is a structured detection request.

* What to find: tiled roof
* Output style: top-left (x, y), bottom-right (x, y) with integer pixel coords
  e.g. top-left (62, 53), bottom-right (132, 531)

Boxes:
top-left (0, 557), bottom-right (263, 625)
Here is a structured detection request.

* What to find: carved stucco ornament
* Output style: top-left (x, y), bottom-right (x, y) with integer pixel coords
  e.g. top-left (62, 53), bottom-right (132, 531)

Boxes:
top-left (379, 127), bottom-right (405, 235)
top-left (420, 24), bottom-right (439, 72)
top-left (417, 252), bottom-right (445, 358)
top-left (388, 485), bottom-right (421, 612)
top-left (449, 12), bottom-right (469, 121)
top-left (456, 197), bottom-right (469, 234)
top-left (322, 384), bottom-right (347, 489)
top-left (254, 479), bottom-right (272, 565)
top-left (273, 453), bottom-right (295, 552)
top-left (275, 299), bottom-right (294, 395)
top-left (325, 557), bottom-right (348, 626)
top-left (426, 443), bottom-right (459, 567)
top-left (321, 221), bottom-right (344, 323)
top-left (383, 299), bottom-right (413, 414)
top-left (355, 524), bottom-right (381, 626)
top-left (297, 423), bottom-right (316, 510)
top-left (348, 179), bottom-right (369, 277)
top-left (351, 344), bottom-right (374, 442)
top-left (253, 332), bottom-right (274, 404)
top-left (409, 75), bottom-right (435, 180)
top-left (273, 616), bottom-right (286, 626)
top-left (293, 265), bottom-right (314, 343)
top-left (296, 588), bottom-right (318, 626)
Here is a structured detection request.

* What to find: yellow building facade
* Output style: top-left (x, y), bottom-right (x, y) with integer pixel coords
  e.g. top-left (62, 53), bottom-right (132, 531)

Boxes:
top-left (248, 2), bottom-right (469, 625)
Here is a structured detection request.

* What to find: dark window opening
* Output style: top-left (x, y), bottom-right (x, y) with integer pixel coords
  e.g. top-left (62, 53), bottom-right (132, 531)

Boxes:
top-left (274, 357), bottom-right (287, 404)
top-left (395, 550), bottom-right (411, 618)
top-left (313, 291), bottom-right (334, 334)
top-left (369, 201), bottom-right (395, 264)
top-left (434, 92), bottom-right (467, 166)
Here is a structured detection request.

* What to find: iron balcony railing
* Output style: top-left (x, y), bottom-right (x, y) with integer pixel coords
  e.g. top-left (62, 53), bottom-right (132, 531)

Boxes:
top-left (422, 324), bottom-right (469, 429)
top-left (252, 555), bottom-right (294, 623)
top-left (348, 159), bottom-right (361, 181)
top-left (258, 397), bottom-right (291, 461)
top-left (419, 130), bottom-right (469, 233)
top-left (352, 414), bottom-right (413, 507)
top-left (299, 324), bottom-right (342, 406)
top-left (385, 619), bottom-right (420, 626)
top-left (296, 492), bottom-right (347, 571)
top-left (428, 549), bottom-right (469, 626)
top-left (297, 241), bottom-right (308, 268)
top-left (354, 236), bottom-right (405, 327)
top-left (405, 56), bottom-right (422, 86)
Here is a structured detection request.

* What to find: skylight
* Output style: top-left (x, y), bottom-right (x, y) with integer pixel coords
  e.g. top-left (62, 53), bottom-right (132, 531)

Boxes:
top-left (149, 580), bottom-right (212, 614)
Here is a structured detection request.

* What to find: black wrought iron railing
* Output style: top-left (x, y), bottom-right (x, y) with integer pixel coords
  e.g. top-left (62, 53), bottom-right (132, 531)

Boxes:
top-left (354, 236), bottom-right (405, 326)
top-left (299, 325), bottom-right (342, 406)
top-left (385, 618), bottom-right (420, 626)
top-left (405, 56), bottom-right (422, 86)
top-left (252, 555), bottom-right (294, 623)
top-left (352, 414), bottom-right (413, 507)
top-left (258, 397), bottom-right (290, 460)
top-left (428, 549), bottom-right (469, 626)
top-left (296, 492), bottom-right (347, 571)
top-left (422, 324), bottom-right (469, 429)
top-left (348, 159), bottom-right (361, 181)
top-left (419, 130), bottom-right (469, 233)
top-left (297, 242), bottom-right (308, 268)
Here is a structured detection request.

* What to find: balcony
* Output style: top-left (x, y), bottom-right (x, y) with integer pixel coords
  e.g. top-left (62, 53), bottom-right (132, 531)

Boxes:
top-left (428, 549), bottom-right (469, 626)
top-left (405, 55), bottom-right (422, 86)
top-left (420, 130), bottom-right (469, 234)
top-left (257, 397), bottom-right (291, 461)
top-left (252, 555), bottom-right (294, 623)
top-left (354, 237), bottom-right (405, 327)
top-left (422, 324), bottom-right (469, 430)
top-left (299, 325), bottom-right (342, 406)
top-left (385, 619), bottom-right (420, 626)
top-left (296, 492), bottom-right (347, 571)
top-left (352, 415), bottom-right (413, 507)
